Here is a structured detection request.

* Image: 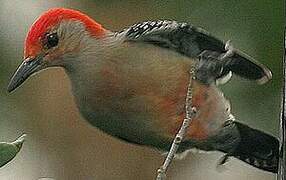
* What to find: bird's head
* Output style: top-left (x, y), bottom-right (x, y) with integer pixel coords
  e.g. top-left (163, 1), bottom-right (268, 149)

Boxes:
top-left (8, 8), bottom-right (106, 92)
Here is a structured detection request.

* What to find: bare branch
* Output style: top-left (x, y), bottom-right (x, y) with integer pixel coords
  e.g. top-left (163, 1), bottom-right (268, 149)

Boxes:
top-left (156, 66), bottom-right (197, 180)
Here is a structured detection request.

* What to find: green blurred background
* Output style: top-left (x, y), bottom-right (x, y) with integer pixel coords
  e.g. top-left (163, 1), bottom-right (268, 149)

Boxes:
top-left (0, 0), bottom-right (284, 180)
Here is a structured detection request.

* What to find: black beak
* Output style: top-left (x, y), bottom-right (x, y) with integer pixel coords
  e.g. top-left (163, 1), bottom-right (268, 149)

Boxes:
top-left (7, 54), bottom-right (44, 93)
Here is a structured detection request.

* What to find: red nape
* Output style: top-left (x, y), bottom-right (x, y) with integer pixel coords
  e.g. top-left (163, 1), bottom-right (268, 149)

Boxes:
top-left (25, 8), bottom-right (106, 58)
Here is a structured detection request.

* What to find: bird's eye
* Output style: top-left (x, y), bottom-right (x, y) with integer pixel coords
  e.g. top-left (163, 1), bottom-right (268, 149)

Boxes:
top-left (46, 33), bottom-right (59, 48)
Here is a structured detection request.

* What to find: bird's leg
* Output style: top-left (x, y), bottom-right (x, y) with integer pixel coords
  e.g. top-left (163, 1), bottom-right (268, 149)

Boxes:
top-left (156, 66), bottom-right (197, 180)
top-left (196, 40), bottom-right (236, 85)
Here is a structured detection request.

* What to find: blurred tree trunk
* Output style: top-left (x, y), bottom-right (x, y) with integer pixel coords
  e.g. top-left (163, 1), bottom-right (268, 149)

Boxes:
top-left (278, 30), bottom-right (286, 180)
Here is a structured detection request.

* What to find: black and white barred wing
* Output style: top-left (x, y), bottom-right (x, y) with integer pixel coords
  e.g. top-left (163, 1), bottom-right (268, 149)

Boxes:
top-left (121, 20), bottom-right (225, 58)
top-left (119, 20), bottom-right (272, 83)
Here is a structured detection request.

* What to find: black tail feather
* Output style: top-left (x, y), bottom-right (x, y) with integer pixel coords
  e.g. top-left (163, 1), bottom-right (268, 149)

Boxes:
top-left (230, 122), bottom-right (279, 173)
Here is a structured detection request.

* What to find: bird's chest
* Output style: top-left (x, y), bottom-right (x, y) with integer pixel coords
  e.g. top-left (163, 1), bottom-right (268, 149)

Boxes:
top-left (68, 60), bottom-right (190, 144)
top-left (66, 43), bottom-right (229, 145)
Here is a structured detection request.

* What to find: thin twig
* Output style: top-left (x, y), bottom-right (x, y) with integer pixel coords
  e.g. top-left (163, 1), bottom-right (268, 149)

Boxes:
top-left (156, 66), bottom-right (197, 180)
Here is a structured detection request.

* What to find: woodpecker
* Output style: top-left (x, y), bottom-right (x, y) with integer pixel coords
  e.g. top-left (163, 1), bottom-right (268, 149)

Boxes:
top-left (8, 8), bottom-right (278, 173)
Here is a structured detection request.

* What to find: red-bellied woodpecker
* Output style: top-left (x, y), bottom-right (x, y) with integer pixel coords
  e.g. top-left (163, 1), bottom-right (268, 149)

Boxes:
top-left (7, 8), bottom-right (278, 173)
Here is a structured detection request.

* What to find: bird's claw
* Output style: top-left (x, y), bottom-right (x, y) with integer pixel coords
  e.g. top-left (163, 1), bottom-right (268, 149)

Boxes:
top-left (216, 154), bottom-right (231, 173)
top-left (219, 40), bottom-right (235, 60)
top-left (218, 154), bottom-right (231, 165)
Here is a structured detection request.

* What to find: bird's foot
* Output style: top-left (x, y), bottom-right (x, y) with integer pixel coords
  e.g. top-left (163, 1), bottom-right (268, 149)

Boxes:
top-left (196, 50), bottom-right (225, 85)
top-left (196, 41), bottom-right (236, 85)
